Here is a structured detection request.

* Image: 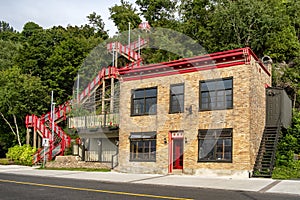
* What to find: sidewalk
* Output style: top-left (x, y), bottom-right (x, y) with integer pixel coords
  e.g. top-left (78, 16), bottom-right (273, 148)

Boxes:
top-left (0, 165), bottom-right (299, 196)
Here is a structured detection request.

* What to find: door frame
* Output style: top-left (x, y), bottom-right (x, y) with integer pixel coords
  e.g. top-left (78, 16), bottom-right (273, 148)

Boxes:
top-left (168, 131), bottom-right (184, 173)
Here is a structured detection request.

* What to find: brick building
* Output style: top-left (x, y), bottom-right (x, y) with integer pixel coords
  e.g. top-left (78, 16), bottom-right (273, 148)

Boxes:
top-left (116, 47), bottom-right (272, 177)
top-left (29, 45), bottom-right (290, 178)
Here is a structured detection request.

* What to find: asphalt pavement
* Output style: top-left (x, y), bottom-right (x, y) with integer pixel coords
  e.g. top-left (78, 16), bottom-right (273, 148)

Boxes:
top-left (0, 165), bottom-right (299, 196)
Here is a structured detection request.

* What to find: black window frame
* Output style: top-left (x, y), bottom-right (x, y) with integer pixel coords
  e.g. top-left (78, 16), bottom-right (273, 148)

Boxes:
top-left (169, 83), bottom-right (184, 113)
top-left (199, 77), bottom-right (233, 111)
top-left (131, 87), bottom-right (157, 116)
top-left (129, 132), bottom-right (156, 162)
top-left (198, 128), bottom-right (233, 163)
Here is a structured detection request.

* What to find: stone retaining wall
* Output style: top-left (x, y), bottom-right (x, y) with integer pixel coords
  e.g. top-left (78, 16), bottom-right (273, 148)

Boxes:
top-left (45, 156), bottom-right (111, 169)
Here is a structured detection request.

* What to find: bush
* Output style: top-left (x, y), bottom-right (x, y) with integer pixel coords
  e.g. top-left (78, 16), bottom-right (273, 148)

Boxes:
top-left (272, 160), bottom-right (300, 179)
top-left (0, 158), bottom-right (11, 165)
top-left (6, 145), bottom-right (36, 166)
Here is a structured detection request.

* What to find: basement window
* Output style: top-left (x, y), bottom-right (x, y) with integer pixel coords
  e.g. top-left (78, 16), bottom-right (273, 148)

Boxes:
top-left (198, 128), bottom-right (232, 162)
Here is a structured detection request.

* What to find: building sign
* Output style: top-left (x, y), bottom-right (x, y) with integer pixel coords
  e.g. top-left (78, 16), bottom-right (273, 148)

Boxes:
top-left (42, 138), bottom-right (49, 147)
top-left (171, 131), bottom-right (184, 138)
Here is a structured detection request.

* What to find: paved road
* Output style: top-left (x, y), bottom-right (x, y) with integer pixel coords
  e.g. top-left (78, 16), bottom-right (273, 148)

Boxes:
top-left (0, 173), bottom-right (299, 200)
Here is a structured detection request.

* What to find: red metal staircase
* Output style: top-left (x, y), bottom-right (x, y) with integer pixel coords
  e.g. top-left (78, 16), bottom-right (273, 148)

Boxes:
top-left (25, 102), bottom-right (72, 164)
top-left (26, 37), bottom-right (148, 164)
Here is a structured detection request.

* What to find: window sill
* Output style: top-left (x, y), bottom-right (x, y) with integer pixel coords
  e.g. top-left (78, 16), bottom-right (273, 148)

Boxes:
top-left (168, 111), bottom-right (184, 114)
top-left (130, 113), bottom-right (157, 117)
top-left (197, 160), bottom-right (232, 163)
top-left (199, 107), bottom-right (233, 112)
top-left (129, 160), bottom-right (156, 162)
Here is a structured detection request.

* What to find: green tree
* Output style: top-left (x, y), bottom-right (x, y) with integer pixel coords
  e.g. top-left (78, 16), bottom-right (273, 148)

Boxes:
top-left (0, 21), bottom-right (15, 32)
top-left (0, 21), bottom-right (19, 41)
top-left (276, 110), bottom-right (300, 166)
top-left (285, 0), bottom-right (300, 40)
top-left (22, 21), bottom-right (43, 38)
top-left (109, 0), bottom-right (142, 32)
top-left (87, 12), bottom-right (109, 39)
top-left (16, 23), bottom-right (105, 104)
top-left (17, 24), bottom-right (54, 81)
top-left (136, 0), bottom-right (178, 27)
top-left (47, 35), bottom-right (101, 104)
top-left (0, 67), bottom-right (49, 146)
top-left (180, 0), bottom-right (300, 61)
top-left (0, 40), bottom-right (21, 70)
top-left (179, 0), bottom-right (215, 51)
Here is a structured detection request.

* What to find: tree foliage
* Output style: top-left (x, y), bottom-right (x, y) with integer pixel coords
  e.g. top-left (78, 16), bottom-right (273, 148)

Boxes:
top-left (136, 0), bottom-right (178, 27)
top-left (109, 0), bottom-right (141, 32)
top-left (87, 12), bottom-right (109, 39)
top-left (0, 40), bottom-right (21, 70)
top-left (0, 66), bottom-right (49, 146)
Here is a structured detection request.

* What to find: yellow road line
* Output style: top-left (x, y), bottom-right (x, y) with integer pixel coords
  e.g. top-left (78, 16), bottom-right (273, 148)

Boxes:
top-left (0, 179), bottom-right (193, 200)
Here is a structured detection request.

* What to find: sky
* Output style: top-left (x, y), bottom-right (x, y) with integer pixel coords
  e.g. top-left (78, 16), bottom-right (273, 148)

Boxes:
top-left (0, 0), bottom-right (136, 36)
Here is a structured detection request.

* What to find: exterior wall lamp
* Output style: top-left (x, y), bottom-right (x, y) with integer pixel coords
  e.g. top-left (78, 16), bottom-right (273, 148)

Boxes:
top-left (164, 137), bottom-right (167, 144)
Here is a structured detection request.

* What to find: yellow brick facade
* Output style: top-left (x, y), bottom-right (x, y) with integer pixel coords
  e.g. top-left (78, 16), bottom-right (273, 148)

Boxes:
top-left (117, 55), bottom-right (271, 177)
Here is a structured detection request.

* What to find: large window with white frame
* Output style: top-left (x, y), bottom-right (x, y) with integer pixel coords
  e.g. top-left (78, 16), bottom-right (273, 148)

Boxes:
top-left (199, 77), bottom-right (233, 111)
top-left (129, 132), bottom-right (156, 162)
top-left (131, 87), bottom-right (157, 116)
top-left (198, 128), bottom-right (232, 162)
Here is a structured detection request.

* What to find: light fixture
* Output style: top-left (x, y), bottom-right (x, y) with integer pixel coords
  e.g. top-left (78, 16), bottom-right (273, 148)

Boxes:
top-left (164, 137), bottom-right (167, 144)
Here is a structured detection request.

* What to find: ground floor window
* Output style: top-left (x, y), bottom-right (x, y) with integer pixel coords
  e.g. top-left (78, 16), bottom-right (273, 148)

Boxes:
top-left (129, 132), bottom-right (156, 162)
top-left (198, 128), bottom-right (232, 162)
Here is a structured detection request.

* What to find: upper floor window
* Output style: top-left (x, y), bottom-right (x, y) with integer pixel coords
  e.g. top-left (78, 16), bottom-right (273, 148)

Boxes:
top-left (131, 87), bottom-right (157, 116)
top-left (170, 83), bottom-right (184, 113)
top-left (198, 128), bottom-right (232, 162)
top-left (199, 77), bottom-right (233, 111)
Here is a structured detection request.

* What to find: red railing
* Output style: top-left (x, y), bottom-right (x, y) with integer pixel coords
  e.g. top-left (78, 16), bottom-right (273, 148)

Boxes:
top-left (107, 42), bottom-right (139, 61)
top-left (26, 114), bottom-right (71, 164)
top-left (27, 38), bottom-right (148, 164)
top-left (26, 66), bottom-right (118, 164)
top-left (77, 66), bottom-right (118, 103)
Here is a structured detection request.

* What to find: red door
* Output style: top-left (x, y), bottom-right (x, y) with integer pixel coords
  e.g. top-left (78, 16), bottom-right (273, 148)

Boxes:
top-left (173, 138), bottom-right (183, 169)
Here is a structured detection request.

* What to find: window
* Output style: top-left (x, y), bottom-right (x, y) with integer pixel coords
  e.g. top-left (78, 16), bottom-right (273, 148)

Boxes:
top-left (199, 77), bottom-right (233, 110)
top-left (170, 83), bottom-right (184, 113)
top-left (198, 128), bottom-right (232, 162)
top-left (129, 132), bottom-right (156, 162)
top-left (131, 87), bottom-right (157, 116)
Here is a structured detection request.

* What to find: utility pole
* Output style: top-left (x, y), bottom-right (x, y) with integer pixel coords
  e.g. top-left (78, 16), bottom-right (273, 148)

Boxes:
top-left (138, 35), bottom-right (141, 60)
top-left (77, 74), bottom-right (80, 103)
top-left (50, 91), bottom-right (53, 126)
top-left (128, 22), bottom-right (131, 46)
top-left (52, 102), bottom-right (56, 142)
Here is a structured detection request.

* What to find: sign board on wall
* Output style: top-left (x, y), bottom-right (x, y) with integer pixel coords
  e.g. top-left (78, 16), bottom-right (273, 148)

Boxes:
top-left (42, 138), bottom-right (49, 147)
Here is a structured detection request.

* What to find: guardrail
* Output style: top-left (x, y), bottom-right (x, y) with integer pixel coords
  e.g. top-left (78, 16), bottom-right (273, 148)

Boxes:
top-left (68, 113), bottom-right (119, 129)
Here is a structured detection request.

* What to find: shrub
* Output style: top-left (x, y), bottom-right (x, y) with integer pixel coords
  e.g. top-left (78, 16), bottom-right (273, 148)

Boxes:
top-left (0, 158), bottom-right (10, 165)
top-left (6, 145), bottom-right (37, 166)
top-left (272, 160), bottom-right (300, 179)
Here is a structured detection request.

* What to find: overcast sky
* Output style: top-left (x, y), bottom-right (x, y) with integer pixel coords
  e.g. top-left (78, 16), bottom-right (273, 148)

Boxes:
top-left (0, 0), bottom-right (136, 36)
